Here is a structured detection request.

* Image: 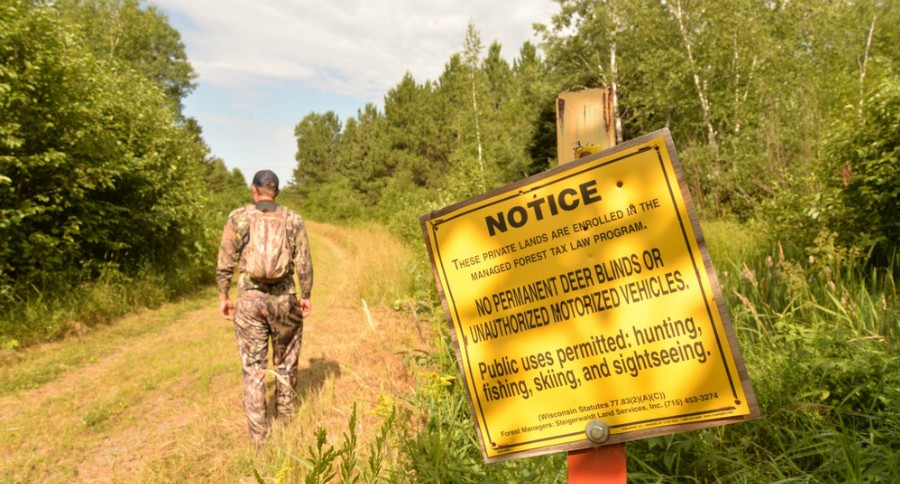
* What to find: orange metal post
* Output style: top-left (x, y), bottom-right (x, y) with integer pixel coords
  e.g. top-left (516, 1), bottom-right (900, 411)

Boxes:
top-left (567, 444), bottom-right (627, 483)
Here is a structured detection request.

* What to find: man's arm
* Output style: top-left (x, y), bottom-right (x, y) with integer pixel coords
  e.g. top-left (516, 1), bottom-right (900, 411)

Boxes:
top-left (293, 216), bottom-right (314, 317)
top-left (216, 212), bottom-right (242, 320)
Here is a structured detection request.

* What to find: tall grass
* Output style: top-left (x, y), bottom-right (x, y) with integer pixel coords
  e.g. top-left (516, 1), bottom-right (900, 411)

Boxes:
top-left (260, 220), bottom-right (899, 482)
top-left (0, 261), bottom-right (206, 351)
top-left (306, 222), bottom-right (418, 307)
top-left (391, 324), bottom-right (568, 483)
top-left (411, 220), bottom-right (895, 481)
top-left (626, 222), bottom-right (899, 482)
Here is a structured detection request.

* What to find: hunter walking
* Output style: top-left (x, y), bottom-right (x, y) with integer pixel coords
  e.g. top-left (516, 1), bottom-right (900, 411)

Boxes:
top-left (216, 170), bottom-right (313, 445)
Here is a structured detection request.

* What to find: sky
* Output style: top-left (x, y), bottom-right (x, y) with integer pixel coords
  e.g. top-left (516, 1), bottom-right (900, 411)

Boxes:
top-left (152, 0), bottom-right (560, 186)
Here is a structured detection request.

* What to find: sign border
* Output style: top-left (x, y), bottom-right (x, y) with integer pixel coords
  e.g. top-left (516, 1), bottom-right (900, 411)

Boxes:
top-left (420, 128), bottom-right (760, 462)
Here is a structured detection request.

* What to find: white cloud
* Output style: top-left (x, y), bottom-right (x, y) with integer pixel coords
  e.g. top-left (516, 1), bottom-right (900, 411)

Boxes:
top-left (156, 0), bottom-right (557, 99)
top-left (152, 0), bottom-right (558, 182)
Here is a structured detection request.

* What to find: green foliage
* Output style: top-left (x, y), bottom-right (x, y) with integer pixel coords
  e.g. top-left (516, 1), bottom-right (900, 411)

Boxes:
top-left (289, 27), bottom-right (554, 238)
top-left (362, 405), bottom-right (395, 483)
top-left (0, 0), bottom-right (227, 347)
top-left (0, 1), bottom-right (205, 277)
top-left (54, 0), bottom-right (197, 114)
top-left (821, 77), bottom-right (900, 262)
top-left (338, 406), bottom-right (360, 484)
top-left (253, 402), bottom-right (398, 483)
top-left (300, 427), bottom-right (340, 484)
top-left (392, 221), bottom-right (898, 482)
top-left (625, 221), bottom-right (900, 482)
top-left (534, 0), bottom-right (900, 227)
top-left (754, 171), bottom-right (824, 257)
top-left (286, 1), bottom-right (899, 261)
top-left (389, 327), bottom-right (566, 483)
top-left (293, 111), bottom-right (342, 194)
top-left (277, 8), bottom-right (900, 478)
top-left (2, 0), bottom-right (898, 479)
top-left (0, 263), bottom-right (174, 348)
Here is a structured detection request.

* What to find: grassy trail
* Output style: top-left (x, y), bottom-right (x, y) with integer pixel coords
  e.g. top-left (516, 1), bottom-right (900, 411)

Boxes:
top-left (0, 222), bottom-right (425, 482)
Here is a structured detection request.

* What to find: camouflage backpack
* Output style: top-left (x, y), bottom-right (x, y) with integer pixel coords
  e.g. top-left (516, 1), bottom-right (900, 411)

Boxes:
top-left (241, 206), bottom-right (292, 283)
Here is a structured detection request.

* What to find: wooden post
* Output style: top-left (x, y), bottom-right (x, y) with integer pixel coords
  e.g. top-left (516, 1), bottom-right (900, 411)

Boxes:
top-left (556, 87), bottom-right (623, 482)
top-left (568, 444), bottom-right (627, 483)
top-left (555, 87), bottom-right (616, 165)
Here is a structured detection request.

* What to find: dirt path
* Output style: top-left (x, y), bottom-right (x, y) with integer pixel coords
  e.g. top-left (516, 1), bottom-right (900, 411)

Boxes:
top-left (0, 222), bottom-right (427, 482)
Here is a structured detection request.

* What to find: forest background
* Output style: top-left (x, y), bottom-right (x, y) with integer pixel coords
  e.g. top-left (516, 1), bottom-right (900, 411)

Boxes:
top-left (1, 0), bottom-right (897, 481)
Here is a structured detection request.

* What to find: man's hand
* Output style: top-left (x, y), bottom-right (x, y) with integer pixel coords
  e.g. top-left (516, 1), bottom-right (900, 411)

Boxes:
top-left (219, 292), bottom-right (234, 320)
top-left (300, 298), bottom-right (312, 318)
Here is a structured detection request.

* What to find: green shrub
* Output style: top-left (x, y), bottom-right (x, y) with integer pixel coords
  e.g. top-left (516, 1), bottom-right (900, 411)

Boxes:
top-left (820, 77), bottom-right (900, 263)
top-left (625, 224), bottom-right (899, 482)
top-left (395, 220), bottom-right (898, 482)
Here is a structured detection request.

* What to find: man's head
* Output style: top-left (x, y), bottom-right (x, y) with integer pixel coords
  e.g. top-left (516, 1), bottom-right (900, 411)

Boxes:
top-left (251, 170), bottom-right (279, 199)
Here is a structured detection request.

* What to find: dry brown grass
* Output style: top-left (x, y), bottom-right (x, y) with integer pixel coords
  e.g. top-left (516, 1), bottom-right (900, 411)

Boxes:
top-left (0, 222), bottom-right (428, 482)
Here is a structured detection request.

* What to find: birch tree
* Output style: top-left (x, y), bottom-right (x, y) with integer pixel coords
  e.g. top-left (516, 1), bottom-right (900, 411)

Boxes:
top-left (665, 0), bottom-right (717, 153)
top-left (536, 0), bottom-right (630, 142)
top-left (463, 22), bottom-right (486, 188)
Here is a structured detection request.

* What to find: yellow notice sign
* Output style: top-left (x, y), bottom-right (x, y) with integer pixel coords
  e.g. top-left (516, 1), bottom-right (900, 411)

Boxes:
top-left (420, 129), bottom-right (759, 462)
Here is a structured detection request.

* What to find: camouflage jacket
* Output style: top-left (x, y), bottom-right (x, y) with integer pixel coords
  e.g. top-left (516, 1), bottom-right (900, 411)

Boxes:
top-left (216, 201), bottom-right (313, 298)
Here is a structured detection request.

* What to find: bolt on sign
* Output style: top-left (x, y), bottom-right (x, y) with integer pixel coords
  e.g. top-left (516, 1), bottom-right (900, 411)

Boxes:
top-left (420, 129), bottom-right (759, 462)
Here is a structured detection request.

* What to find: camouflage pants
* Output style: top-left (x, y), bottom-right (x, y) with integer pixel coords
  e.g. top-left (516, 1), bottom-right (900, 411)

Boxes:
top-left (233, 290), bottom-right (304, 444)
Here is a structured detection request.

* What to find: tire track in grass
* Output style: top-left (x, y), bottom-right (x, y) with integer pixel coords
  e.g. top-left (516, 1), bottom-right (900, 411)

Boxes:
top-left (0, 222), bottom-right (426, 482)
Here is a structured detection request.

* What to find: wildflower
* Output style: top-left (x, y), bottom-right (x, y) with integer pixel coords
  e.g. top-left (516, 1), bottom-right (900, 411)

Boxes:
top-left (371, 394), bottom-right (395, 417)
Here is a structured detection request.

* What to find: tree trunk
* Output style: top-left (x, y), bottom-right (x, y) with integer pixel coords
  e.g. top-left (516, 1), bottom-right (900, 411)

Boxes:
top-left (471, 72), bottom-right (484, 180)
top-left (668, 0), bottom-right (718, 153)
top-left (859, 15), bottom-right (877, 118)
top-left (610, 24), bottom-right (623, 144)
